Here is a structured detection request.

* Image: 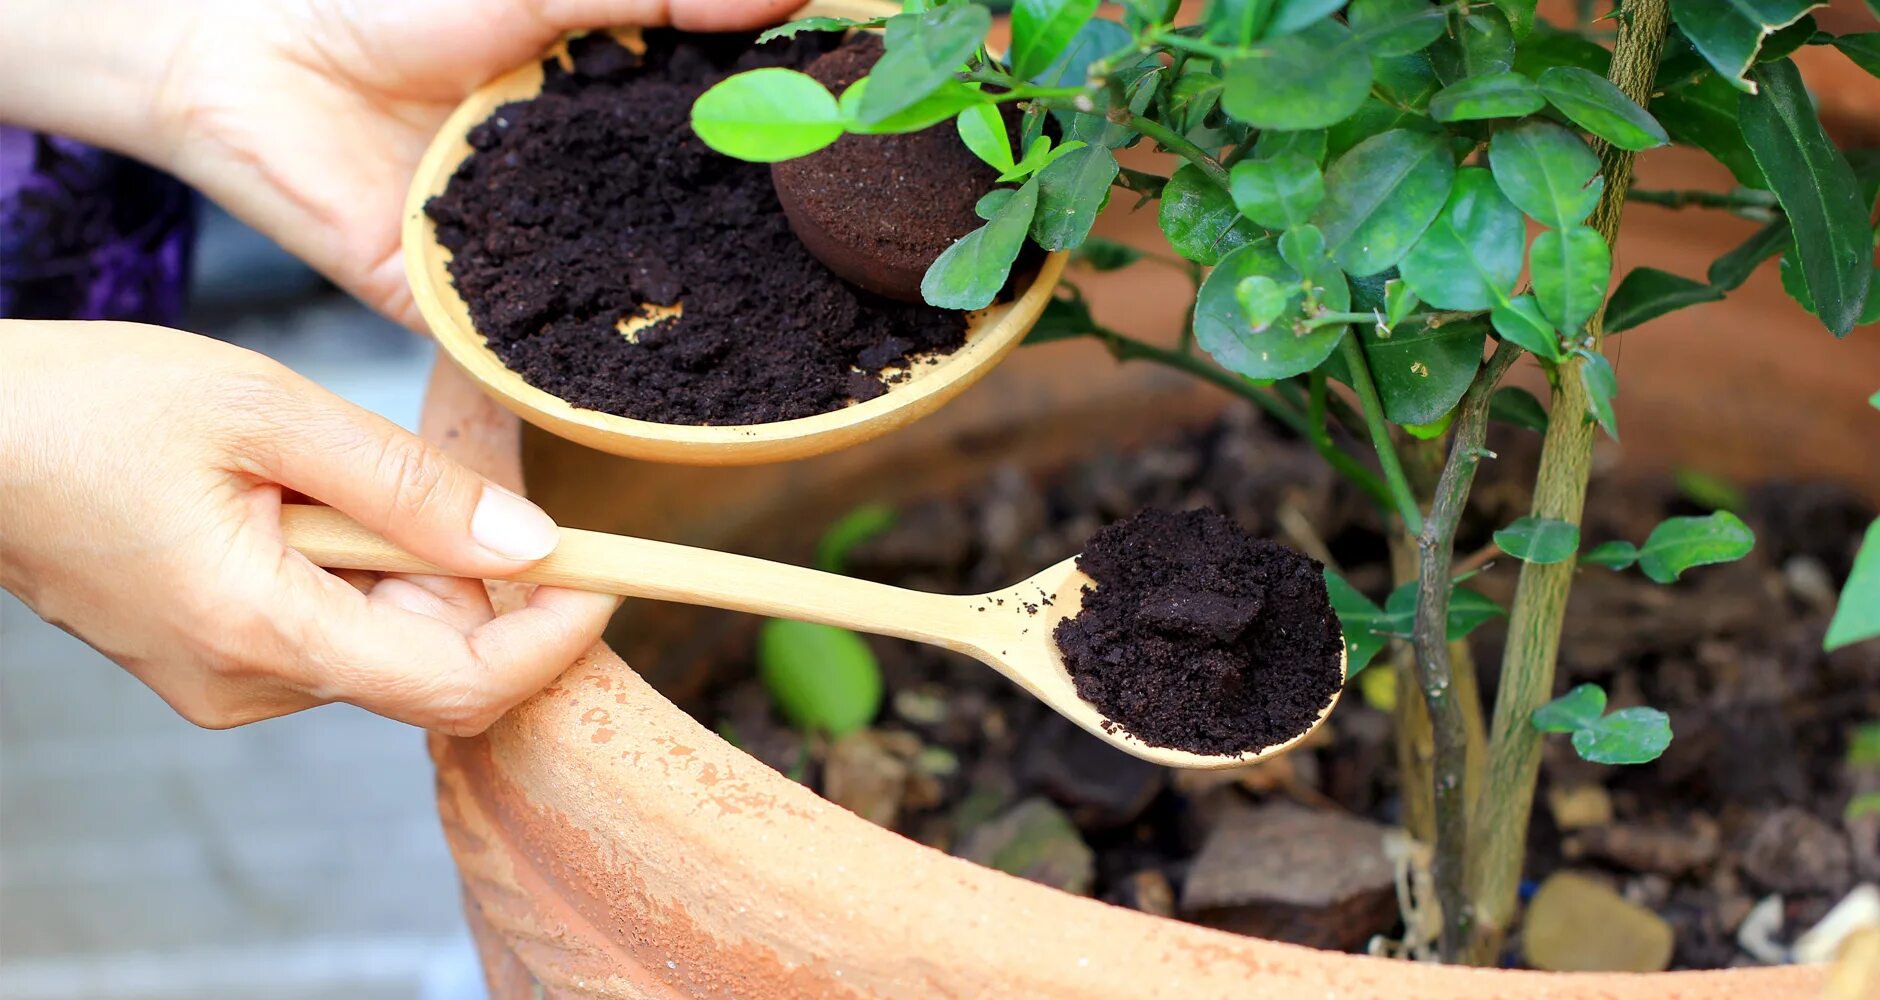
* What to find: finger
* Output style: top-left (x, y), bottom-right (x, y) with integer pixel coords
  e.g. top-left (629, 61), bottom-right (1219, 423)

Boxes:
top-left (539, 0), bottom-right (805, 32)
top-left (367, 573), bottom-right (496, 633)
top-left (234, 369), bottom-right (560, 578)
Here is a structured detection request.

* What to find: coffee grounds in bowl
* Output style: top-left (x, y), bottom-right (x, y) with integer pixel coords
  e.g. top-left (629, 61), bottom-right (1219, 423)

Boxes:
top-left (423, 31), bottom-right (968, 426)
top-left (1052, 507), bottom-right (1345, 756)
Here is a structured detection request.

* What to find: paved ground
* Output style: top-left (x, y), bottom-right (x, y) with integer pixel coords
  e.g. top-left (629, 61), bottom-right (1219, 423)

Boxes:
top-left (1, 207), bottom-right (487, 999)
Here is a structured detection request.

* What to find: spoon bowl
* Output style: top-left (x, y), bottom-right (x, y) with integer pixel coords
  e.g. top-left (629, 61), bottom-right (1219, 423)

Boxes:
top-left (402, 17), bottom-right (1064, 466)
top-left (282, 505), bottom-right (1340, 769)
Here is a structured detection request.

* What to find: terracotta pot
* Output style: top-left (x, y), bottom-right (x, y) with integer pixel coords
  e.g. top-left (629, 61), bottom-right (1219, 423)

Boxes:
top-left (411, 10), bottom-right (1880, 995)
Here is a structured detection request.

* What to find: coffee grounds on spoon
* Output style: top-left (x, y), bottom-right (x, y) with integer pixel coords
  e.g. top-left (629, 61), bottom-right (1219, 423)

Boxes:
top-left (423, 31), bottom-right (968, 426)
top-left (1053, 507), bottom-right (1345, 756)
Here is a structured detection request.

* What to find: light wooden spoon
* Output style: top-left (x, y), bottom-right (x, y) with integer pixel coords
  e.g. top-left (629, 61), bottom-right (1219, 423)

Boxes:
top-left (281, 504), bottom-right (1339, 770)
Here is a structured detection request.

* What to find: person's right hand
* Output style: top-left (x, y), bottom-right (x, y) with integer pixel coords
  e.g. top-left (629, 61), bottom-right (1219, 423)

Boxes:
top-left (0, 321), bottom-right (621, 733)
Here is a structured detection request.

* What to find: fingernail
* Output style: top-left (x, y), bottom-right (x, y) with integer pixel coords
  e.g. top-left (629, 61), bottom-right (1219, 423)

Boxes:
top-left (471, 484), bottom-right (560, 561)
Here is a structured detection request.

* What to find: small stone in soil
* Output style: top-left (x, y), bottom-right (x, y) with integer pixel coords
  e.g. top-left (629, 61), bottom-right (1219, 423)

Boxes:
top-left (957, 797), bottom-right (1095, 896)
top-left (1562, 814), bottom-right (1719, 876)
top-left (1052, 508), bottom-right (1344, 756)
top-left (1742, 806), bottom-right (1855, 895)
top-left (1523, 872), bottom-right (1675, 973)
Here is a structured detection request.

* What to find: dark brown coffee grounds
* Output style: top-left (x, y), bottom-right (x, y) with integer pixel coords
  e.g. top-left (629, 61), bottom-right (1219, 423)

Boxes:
top-left (771, 34), bottom-right (1000, 302)
top-left (423, 31), bottom-right (968, 425)
top-left (1053, 508), bottom-right (1345, 755)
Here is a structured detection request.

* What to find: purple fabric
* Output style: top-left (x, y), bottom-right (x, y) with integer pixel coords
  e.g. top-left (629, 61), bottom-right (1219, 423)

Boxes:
top-left (1, 126), bottom-right (196, 325)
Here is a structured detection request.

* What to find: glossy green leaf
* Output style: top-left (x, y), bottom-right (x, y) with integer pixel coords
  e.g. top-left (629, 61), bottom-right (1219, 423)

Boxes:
top-left (1024, 287), bottom-right (1099, 344)
top-left (1349, 0), bottom-right (1447, 56)
top-left (1193, 237), bottom-right (1351, 380)
top-left (1222, 20), bottom-right (1374, 130)
top-left (1825, 518), bottom-right (1880, 651)
top-left (1269, 0), bottom-right (1349, 36)
top-left (1530, 225), bottom-right (1611, 333)
top-left (922, 179), bottom-right (1039, 309)
top-left (1428, 70), bottom-right (1547, 121)
top-left (1709, 218), bottom-right (1790, 290)
top-left (1431, 8), bottom-right (1516, 84)
top-left (1032, 145), bottom-right (1119, 250)
top-left (1230, 153), bottom-right (1325, 229)
top-left (1324, 569), bottom-right (1388, 676)
top-left (1538, 66), bottom-right (1670, 151)
top-left (1071, 238), bottom-right (1142, 271)
top-left (837, 78), bottom-right (985, 134)
top-left (1400, 167), bottom-right (1524, 310)
top-left (1580, 540), bottom-right (1641, 570)
top-left (1637, 511), bottom-right (1756, 583)
top-left (1574, 707), bottom-right (1673, 765)
top-left (1652, 75), bottom-right (1770, 188)
top-left (859, 4), bottom-right (993, 125)
top-left (758, 619), bottom-right (883, 736)
top-left (756, 14), bottom-right (890, 44)
top-left (1277, 224), bottom-right (1328, 273)
top-left (1373, 582), bottom-right (1505, 640)
top-left (1835, 34), bottom-right (1880, 79)
top-left (1236, 275), bottom-right (1291, 329)
top-left (1372, 50), bottom-right (1443, 112)
top-left (1254, 128), bottom-right (1330, 165)
top-left (1495, 515), bottom-right (1582, 564)
top-left (1604, 267), bottom-right (1725, 334)
top-left (957, 104), bottom-right (1015, 172)
top-left (1669, 0), bottom-right (1823, 92)
top-left (1488, 120), bottom-right (1604, 229)
top-left (1204, 0), bottom-right (1271, 47)
top-left (1160, 164), bottom-right (1259, 265)
top-left (1490, 0), bottom-right (1537, 37)
top-left (1314, 129), bottom-right (1458, 276)
top-left (1358, 317), bottom-right (1489, 425)
top-left (1490, 386), bottom-right (1549, 431)
top-left (975, 188), bottom-right (1014, 220)
top-left (691, 69), bottom-right (845, 161)
top-left (1011, 0), bottom-right (1103, 80)
top-left (1032, 15), bottom-right (1132, 86)
top-left (816, 504), bottom-right (897, 573)
top-left (1491, 295), bottom-right (1564, 361)
top-left (1741, 59), bottom-right (1873, 336)
top-left (1579, 348), bottom-right (1619, 439)
top-left (1001, 136), bottom-right (1085, 182)
top-left (1326, 96), bottom-right (1439, 160)
top-left (1533, 683), bottom-right (1606, 732)
top-left (1512, 26), bottom-right (1611, 77)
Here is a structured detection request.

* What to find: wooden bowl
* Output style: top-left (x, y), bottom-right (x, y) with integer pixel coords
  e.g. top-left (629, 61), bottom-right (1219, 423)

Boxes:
top-left (401, 21), bottom-right (1065, 466)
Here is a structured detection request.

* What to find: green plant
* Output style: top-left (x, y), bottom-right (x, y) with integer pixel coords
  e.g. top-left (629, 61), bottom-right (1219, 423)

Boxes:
top-left (698, 0), bottom-right (1880, 964)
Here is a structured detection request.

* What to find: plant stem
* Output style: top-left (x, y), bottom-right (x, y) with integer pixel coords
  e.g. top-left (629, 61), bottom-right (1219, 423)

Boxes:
top-left (1110, 109), bottom-right (1230, 189)
top-left (1627, 186), bottom-right (1780, 214)
top-left (1463, 0), bottom-right (1671, 964)
top-left (1337, 333), bottom-right (1423, 534)
top-left (1409, 342), bottom-right (1519, 961)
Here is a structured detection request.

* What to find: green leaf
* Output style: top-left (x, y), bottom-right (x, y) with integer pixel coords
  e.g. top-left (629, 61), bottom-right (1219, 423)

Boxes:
top-left (1314, 129), bottom-right (1458, 277)
top-left (1709, 218), bottom-right (1790, 290)
top-left (1229, 153), bottom-right (1325, 229)
top-left (1025, 287), bottom-right (1099, 344)
top-left (837, 77), bottom-right (985, 135)
top-left (1850, 721), bottom-right (1880, 765)
top-left (1490, 386), bottom-right (1549, 431)
top-left (1495, 515), bottom-right (1582, 564)
top-left (1372, 50), bottom-right (1443, 112)
top-left (1277, 224), bottom-right (1328, 273)
top-left (1431, 8), bottom-right (1516, 84)
top-left (1072, 237), bottom-right (1143, 271)
top-left (1204, 0), bottom-right (1272, 47)
top-left (1580, 540), bottom-right (1640, 570)
top-left (1001, 136), bottom-right (1085, 183)
top-left (1033, 14), bottom-right (1131, 87)
top-left (1429, 70), bottom-right (1548, 121)
top-left (1574, 707), bottom-right (1674, 765)
top-left (1605, 267), bottom-right (1726, 334)
top-left (1032, 145), bottom-right (1119, 250)
top-left (1373, 581), bottom-right (1505, 640)
top-left (1254, 128), bottom-right (1330, 165)
top-left (1491, 295), bottom-right (1564, 361)
top-left (1222, 20), bottom-right (1374, 130)
top-left (1513, 26), bottom-right (1611, 77)
top-left (1349, 0), bottom-right (1448, 56)
top-left (1385, 279), bottom-right (1419, 327)
top-left (1740, 59), bottom-right (1874, 336)
top-left (1533, 683), bottom-right (1607, 732)
top-left (1160, 163), bottom-right (1259, 265)
top-left (922, 178), bottom-right (1039, 309)
top-left (1488, 120), bottom-right (1604, 229)
top-left (1236, 275), bottom-right (1291, 329)
top-left (1675, 468), bottom-right (1747, 513)
top-left (1400, 167), bottom-right (1525, 310)
top-left (957, 104), bottom-right (1015, 172)
top-left (756, 14), bottom-right (890, 44)
top-left (1324, 569), bottom-right (1388, 676)
top-left (758, 619), bottom-right (883, 737)
top-left (691, 69), bottom-right (845, 161)
top-left (1579, 349), bottom-right (1619, 440)
top-left (1669, 0), bottom-right (1823, 92)
top-left (1490, 0), bottom-right (1537, 38)
top-left (1325, 96), bottom-right (1440, 161)
top-left (1538, 66), bottom-right (1670, 151)
top-left (975, 188), bottom-right (1015, 220)
top-left (1835, 33), bottom-right (1880, 78)
top-left (1011, 0), bottom-right (1103, 80)
top-left (816, 503), bottom-right (897, 573)
top-left (1530, 225), bottom-right (1612, 333)
top-left (1193, 237), bottom-right (1351, 380)
top-left (859, 4), bottom-right (993, 125)
top-left (1359, 317), bottom-right (1489, 425)
top-left (1637, 511), bottom-right (1756, 583)
top-left (1651, 73), bottom-right (1770, 188)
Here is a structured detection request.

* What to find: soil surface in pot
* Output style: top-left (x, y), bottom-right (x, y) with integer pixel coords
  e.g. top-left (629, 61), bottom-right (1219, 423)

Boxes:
top-left (1055, 507), bottom-right (1343, 755)
top-left (682, 403), bottom-right (1880, 969)
top-left (425, 31), bottom-right (969, 425)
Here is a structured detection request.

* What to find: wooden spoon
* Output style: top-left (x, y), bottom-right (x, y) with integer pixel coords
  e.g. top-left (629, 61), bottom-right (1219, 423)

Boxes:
top-left (281, 504), bottom-right (1340, 770)
top-left (402, 10), bottom-right (1063, 467)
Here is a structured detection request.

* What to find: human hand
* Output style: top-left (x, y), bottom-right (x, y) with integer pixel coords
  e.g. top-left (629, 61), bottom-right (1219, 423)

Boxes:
top-left (0, 320), bottom-right (620, 732)
top-left (0, 0), bottom-right (799, 327)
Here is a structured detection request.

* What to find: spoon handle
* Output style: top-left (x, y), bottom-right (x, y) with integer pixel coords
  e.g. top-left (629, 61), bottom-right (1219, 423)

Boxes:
top-left (279, 504), bottom-right (986, 650)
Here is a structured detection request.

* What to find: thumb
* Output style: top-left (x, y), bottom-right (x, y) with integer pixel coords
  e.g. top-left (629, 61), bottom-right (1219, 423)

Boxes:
top-left (237, 371), bottom-right (559, 578)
